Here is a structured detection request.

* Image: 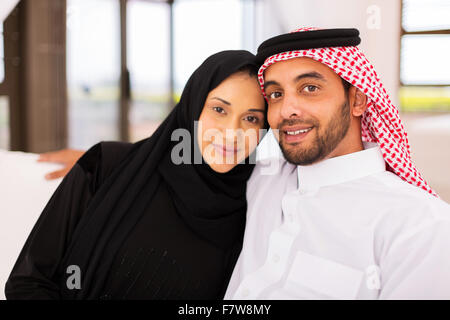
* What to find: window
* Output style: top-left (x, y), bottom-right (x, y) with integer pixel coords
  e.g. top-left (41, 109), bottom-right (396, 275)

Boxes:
top-left (400, 0), bottom-right (450, 112)
top-left (128, 0), bottom-right (170, 142)
top-left (67, 0), bottom-right (121, 149)
top-left (173, 0), bottom-right (251, 94)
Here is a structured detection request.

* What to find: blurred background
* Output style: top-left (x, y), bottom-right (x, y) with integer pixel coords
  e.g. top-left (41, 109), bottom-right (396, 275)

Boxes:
top-left (0, 0), bottom-right (449, 200)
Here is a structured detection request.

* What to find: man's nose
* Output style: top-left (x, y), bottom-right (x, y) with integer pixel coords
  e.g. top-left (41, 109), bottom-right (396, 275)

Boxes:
top-left (280, 93), bottom-right (302, 119)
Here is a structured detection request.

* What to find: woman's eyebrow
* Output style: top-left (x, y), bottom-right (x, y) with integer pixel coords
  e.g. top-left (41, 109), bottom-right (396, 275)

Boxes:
top-left (211, 97), bottom-right (231, 105)
top-left (248, 109), bottom-right (265, 113)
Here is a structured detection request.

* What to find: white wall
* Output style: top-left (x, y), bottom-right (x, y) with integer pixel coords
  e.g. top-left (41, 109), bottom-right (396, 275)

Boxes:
top-left (254, 0), bottom-right (401, 105)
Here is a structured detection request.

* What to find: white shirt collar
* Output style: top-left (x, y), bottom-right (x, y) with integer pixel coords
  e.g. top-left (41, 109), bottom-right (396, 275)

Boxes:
top-left (297, 142), bottom-right (386, 192)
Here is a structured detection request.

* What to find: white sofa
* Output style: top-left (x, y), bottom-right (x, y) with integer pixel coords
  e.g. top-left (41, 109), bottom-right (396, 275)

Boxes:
top-left (0, 149), bottom-right (63, 300)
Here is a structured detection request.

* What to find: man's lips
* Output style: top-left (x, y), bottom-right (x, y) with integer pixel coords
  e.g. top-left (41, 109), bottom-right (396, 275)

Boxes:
top-left (281, 125), bottom-right (314, 143)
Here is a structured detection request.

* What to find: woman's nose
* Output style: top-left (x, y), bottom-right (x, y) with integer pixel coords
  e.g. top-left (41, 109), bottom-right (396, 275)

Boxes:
top-left (221, 117), bottom-right (242, 141)
top-left (224, 116), bottom-right (241, 131)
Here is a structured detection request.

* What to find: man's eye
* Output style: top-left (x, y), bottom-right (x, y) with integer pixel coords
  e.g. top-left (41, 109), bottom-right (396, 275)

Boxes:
top-left (244, 115), bottom-right (260, 124)
top-left (268, 92), bottom-right (282, 99)
top-left (303, 85), bottom-right (319, 93)
top-left (213, 106), bottom-right (226, 114)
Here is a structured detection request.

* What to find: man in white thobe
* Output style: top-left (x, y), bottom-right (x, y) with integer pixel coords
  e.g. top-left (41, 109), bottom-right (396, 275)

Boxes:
top-left (225, 28), bottom-right (450, 300)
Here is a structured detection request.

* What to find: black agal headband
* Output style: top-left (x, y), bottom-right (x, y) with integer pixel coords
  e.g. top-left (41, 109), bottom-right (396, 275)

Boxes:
top-left (256, 28), bottom-right (361, 64)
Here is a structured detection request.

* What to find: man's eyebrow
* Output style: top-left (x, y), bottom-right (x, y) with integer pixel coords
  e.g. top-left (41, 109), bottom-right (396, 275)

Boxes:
top-left (211, 97), bottom-right (231, 105)
top-left (294, 71), bottom-right (326, 82)
top-left (264, 71), bottom-right (326, 90)
top-left (263, 80), bottom-right (280, 90)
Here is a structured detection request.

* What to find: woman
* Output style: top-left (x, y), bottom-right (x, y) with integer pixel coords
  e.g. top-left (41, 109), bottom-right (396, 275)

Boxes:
top-left (5, 50), bottom-right (267, 300)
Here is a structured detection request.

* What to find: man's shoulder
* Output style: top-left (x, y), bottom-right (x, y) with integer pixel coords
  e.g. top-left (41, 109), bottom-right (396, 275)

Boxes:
top-left (367, 170), bottom-right (449, 213)
top-left (366, 172), bottom-right (450, 250)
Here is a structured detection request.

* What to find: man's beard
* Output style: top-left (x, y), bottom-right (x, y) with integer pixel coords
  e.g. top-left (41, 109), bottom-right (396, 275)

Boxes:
top-left (279, 100), bottom-right (351, 166)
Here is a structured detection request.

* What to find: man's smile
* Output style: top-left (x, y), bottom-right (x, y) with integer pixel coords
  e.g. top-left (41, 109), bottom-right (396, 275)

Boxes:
top-left (281, 125), bottom-right (314, 143)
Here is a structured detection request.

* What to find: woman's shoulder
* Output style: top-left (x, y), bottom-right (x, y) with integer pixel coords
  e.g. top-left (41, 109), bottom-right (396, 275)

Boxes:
top-left (76, 141), bottom-right (134, 191)
top-left (98, 141), bottom-right (135, 176)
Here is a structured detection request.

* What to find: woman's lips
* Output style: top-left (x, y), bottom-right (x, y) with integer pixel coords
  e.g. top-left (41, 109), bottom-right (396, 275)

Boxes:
top-left (282, 126), bottom-right (314, 143)
top-left (212, 143), bottom-right (241, 157)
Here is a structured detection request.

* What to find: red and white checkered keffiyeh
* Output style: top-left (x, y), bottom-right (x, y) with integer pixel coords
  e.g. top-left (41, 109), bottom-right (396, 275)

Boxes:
top-left (258, 27), bottom-right (437, 197)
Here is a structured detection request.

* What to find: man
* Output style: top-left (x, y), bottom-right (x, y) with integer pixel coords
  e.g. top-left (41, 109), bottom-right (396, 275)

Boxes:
top-left (225, 28), bottom-right (450, 300)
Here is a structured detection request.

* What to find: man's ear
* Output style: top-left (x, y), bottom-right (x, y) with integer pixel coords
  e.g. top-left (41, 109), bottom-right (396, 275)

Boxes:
top-left (349, 86), bottom-right (368, 117)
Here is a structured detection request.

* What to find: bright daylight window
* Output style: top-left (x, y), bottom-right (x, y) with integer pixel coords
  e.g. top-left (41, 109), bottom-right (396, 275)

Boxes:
top-left (67, 0), bottom-right (121, 149)
top-left (400, 0), bottom-right (450, 112)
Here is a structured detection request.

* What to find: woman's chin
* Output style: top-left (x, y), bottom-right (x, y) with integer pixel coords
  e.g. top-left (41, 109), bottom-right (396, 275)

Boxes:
top-left (201, 151), bottom-right (251, 173)
top-left (207, 162), bottom-right (237, 173)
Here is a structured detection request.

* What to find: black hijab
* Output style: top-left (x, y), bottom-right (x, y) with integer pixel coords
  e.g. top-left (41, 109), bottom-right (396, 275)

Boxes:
top-left (58, 50), bottom-right (266, 299)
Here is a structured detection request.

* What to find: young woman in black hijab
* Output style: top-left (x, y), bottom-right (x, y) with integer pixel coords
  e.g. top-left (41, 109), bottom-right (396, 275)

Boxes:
top-left (5, 50), bottom-right (267, 300)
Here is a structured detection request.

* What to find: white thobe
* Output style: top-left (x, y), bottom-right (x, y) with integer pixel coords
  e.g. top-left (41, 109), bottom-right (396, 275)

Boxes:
top-left (225, 142), bottom-right (450, 299)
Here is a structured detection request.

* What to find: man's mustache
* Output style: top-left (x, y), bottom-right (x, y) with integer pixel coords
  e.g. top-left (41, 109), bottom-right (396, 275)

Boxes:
top-left (277, 118), bottom-right (319, 130)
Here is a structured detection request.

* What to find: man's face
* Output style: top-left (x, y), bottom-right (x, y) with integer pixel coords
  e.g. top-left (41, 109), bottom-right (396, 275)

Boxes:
top-left (264, 57), bottom-right (351, 165)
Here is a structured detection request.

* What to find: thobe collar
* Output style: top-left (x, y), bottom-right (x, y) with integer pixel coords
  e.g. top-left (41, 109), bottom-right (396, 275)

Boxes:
top-left (296, 142), bottom-right (386, 192)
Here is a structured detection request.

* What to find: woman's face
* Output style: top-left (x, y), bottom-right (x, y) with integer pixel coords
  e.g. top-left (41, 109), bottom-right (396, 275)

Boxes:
top-left (197, 71), bottom-right (266, 173)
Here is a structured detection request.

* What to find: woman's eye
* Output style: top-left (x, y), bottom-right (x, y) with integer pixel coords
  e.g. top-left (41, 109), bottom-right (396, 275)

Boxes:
top-left (268, 91), bottom-right (282, 99)
top-left (303, 85), bottom-right (319, 93)
top-left (245, 115), bottom-right (260, 124)
top-left (212, 106), bottom-right (226, 114)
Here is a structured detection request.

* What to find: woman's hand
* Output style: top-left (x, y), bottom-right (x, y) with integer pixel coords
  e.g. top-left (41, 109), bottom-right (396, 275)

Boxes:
top-left (37, 149), bottom-right (86, 180)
